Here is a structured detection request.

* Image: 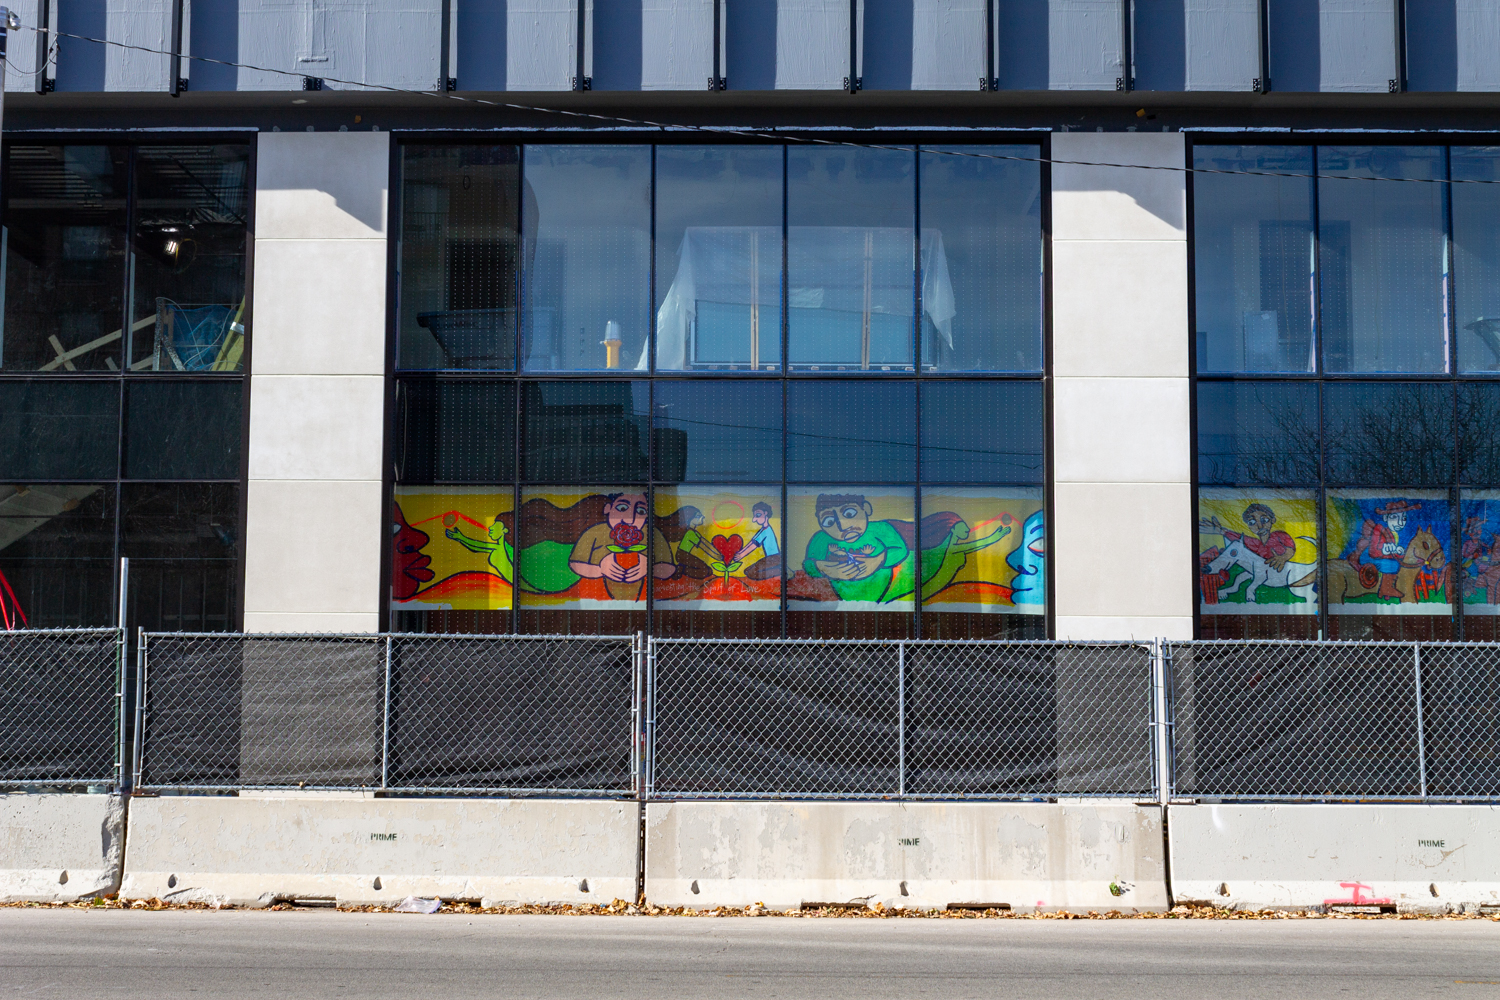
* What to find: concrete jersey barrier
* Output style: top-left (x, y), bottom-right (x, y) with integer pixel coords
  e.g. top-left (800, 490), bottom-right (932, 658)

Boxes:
top-left (120, 795), bottom-right (638, 908)
top-left (645, 800), bottom-right (1168, 912)
top-left (0, 793), bottom-right (125, 903)
top-left (1168, 803), bottom-right (1500, 913)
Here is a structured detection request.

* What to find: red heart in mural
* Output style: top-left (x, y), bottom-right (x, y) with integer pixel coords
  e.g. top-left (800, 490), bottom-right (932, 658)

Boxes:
top-left (711, 534), bottom-right (743, 563)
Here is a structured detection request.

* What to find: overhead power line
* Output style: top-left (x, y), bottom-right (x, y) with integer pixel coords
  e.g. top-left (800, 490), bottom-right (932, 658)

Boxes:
top-left (15, 22), bottom-right (1500, 186)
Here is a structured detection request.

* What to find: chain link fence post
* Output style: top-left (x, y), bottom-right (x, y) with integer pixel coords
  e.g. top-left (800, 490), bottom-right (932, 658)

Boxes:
top-left (381, 634), bottom-right (393, 791)
top-left (114, 625), bottom-right (127, 790)
top-left (1152, 639), bottom-right (1173, 806)
top-left (897, 640), bottom-right (906, 799)
top-left (1413, 642), bottom-right (1427, 800)
top-left (132, 628), bottom-right (147, 790)
top-left (644, 635), bottom-right (657, 800)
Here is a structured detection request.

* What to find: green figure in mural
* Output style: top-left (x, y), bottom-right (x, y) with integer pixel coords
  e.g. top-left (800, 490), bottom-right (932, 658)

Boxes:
top-left (446, 516), bottom-right (515, 582)
top-left (804, 495), bottom-right (910, 603)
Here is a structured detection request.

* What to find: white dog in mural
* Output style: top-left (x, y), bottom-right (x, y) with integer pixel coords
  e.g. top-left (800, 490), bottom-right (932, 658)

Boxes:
top-left (1204, 538), bottom-right (1319, 606)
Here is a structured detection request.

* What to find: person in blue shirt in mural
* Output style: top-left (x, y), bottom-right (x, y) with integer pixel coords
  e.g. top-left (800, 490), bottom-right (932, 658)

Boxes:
top-left (739, 501), bottom-right (782, 580)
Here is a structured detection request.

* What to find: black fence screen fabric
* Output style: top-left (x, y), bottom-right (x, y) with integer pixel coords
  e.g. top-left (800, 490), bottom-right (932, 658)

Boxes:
top-left (1168, 641), bottom-right (1422, 799)
top-left (0, 628), bottom-right (120, 786)
top-left (1414, 643), bottom-right (1500, 799)
top-left (648, 640), bottom-right (902, 798)
top-left (386, 635), bottom-right (635, 793)
top-left (904, 642), bottom-right (1153, 798)
top-left (137, 635), bottom-right (384, 789)
top-left (646, 639), bottom-right (1154, 799)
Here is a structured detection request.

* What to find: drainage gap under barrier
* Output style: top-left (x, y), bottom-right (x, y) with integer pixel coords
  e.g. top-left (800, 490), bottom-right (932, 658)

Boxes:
top-left (946, 902), bottom-right (1011, 912)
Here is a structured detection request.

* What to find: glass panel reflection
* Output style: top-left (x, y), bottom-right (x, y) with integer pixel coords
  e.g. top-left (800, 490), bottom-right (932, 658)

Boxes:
top-left (651, 380), bottom-right (781, 482)
top-left (654, 146), bottom-right (783, 371)
top-left (1323, 382), bottom-right (1453, 486)
top-left (1318, 146), bottom-right (1448, 374)
top-left (919, 146), bottom-right (1042, 372)
top-left (399, 146), bottom-right (519, 371)
top-left (2, 145), bottom-right (128, 372)
top-left (1459, 382), bottom-right (1500, 485)
top-left (129, 146), bottom-right (250, 373)
top-left (1451, 147), bottom-right (1500, 374)
top-left (921, 381), bottom-right (1043, 483)
top-left (1196, 381), bottom-right (1319, 485)
top-left (787, 380), bottom-right (916, 482)
top-left (522, 146), bottom-right (651, 372)
top-left (120, 483), bottom-right (239, 632)
top-left (1192, 146), bottom-right (1315, 373)
top-left (396, 379), bottom-right (516, 484)
top-left (0, 483), bottom-right (115, 628)
top-left (522, 381), bottom-right (649, 482)
top-left (0, 381), bottom-right (119, 480)
top-left (125, 380), bottom-right (242, 480)
top-left (787, 147), bottom-right (916, 371)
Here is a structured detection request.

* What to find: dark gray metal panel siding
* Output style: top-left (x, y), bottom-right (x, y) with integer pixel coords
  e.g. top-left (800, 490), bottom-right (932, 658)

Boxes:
top-left (593, 0), bottom-right (713, 91)
top-left (190, 0), bottom-right (242, 91)
top-left (1405, 0), bottom-right (1456, 92)
top-left (1132, 0), bottom-right (1186, 90)
top-left (996, 0), bottom-right (1050, 89)
top-left (1048, 0), bottom-right (1123, 90)
top-left (54, 0), bottom-right (108, 92)
top-left (456, 0), bottom-right (507, 90)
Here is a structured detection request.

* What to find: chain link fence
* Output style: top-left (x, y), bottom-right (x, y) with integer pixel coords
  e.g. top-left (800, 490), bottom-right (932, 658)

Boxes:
top-left (1165, 640), bottom-right (1500, 801)
top-left (126, 633), bottom-right (1500, 802)
top-left (646, 639), bottom-right (1156, 800)
top-left (135, 632), bottom-right (639, 795)
top-left (0, 628), bottom-right (124, 789)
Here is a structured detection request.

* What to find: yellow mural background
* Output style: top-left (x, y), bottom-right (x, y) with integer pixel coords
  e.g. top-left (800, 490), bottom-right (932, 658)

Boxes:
top-left (392, 486), bottom-right (514, 611)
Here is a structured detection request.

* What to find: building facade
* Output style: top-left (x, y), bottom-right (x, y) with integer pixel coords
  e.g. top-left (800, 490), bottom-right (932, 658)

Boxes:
top-left (2, 1), bottom-right (1498, 642)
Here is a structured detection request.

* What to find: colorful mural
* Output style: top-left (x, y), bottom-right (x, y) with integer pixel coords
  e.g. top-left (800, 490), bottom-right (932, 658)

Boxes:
top-left (654, 489), bottom-right (782, 611)
top-left (392, 485), bottom-right (1043, 616)
top-left (921, 488), bottom-right (1044, 615)
top-left (1326, 489), bottom-right (1451, 615)
top-left (391, 487), bottom-right (515, 612)
top-left (784, 488), bottom-right (1037, 614)
top-left (1197, 489), bottom-right (1320, 615)
top-left (1460, 491), bottom-right (1500, 615)
top-left (514, 489), bottom-right (674, 611)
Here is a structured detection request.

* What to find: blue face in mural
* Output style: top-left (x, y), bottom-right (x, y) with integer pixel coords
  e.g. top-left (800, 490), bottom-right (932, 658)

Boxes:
top-left (1006, 510), bottom-right (1045, 606)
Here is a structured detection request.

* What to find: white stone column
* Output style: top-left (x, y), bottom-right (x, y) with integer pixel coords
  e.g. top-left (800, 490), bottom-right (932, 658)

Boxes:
top-left (1050, 132), bottom-right (1194, 641)
top-left (242, 132), bottom-right (390, 633)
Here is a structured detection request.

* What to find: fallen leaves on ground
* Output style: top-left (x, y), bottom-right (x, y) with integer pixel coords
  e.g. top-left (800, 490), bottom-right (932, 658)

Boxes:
top-left (0, 897), bottom-right (1495, 920)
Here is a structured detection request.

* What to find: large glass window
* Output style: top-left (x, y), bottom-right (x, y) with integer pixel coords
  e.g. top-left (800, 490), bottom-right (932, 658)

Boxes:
top-left (654, 146), bottom-right (783, 372)
top-left (1192, 139), bottom-right (1497, 641)
top-left (393, 141), bottom-right (1047, 639)
top-left (787, 147), bottom-right (915, 372)
top-left (919, 146), bottom-right (1043, 372)
top-left (399, 146), bottom-right (520, 371)
top-left (522, 145), bottom-right (652, 372)
top-left (0, 141), bottom-right (250, 633)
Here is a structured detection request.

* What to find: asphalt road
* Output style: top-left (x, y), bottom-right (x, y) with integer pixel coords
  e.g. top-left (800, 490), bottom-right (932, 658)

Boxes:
top-left (2, 910), bottom-right (1498, 999)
